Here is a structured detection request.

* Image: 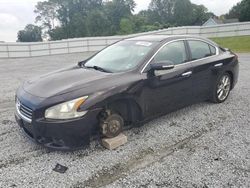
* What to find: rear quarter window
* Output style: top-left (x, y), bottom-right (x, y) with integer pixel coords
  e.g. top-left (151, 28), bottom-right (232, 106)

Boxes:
top-left (209, 45), bottom-right (216, 55)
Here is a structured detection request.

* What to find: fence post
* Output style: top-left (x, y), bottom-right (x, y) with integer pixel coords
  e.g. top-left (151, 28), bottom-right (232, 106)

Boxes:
top-left (67, 40), bottom-right (70, 54)
top-left (6, 44), bottom-right (10, 58)
top-left (87, 39), bottom-right (89, 52)
top-left (28, 44), bottom-right (31, 57)
top-left (48, 42), bottom-right (51, 55)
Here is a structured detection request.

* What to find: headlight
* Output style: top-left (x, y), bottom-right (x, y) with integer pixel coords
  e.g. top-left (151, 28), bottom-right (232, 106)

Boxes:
top-left (45, 96), bottom-right (88, 120)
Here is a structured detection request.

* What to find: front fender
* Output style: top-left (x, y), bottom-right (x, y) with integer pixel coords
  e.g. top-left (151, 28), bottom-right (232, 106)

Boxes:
top-left (78, 80), bottom-right (145, 113)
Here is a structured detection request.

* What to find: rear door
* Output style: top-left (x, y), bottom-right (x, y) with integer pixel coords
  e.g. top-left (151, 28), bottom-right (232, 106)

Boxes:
top-left (187, 40), bottom-right (220, 101)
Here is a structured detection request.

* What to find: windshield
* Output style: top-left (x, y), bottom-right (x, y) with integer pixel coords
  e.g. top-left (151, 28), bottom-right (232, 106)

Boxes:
top-left (85, 40), bottom-right (157, 73)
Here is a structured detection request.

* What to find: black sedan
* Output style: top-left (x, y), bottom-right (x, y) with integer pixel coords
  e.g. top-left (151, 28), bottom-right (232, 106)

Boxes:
top-left (15, 35), bottom-right (239, 150)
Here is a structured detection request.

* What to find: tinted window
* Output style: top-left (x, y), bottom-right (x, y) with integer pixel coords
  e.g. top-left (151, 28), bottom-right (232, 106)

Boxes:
top-left (154, 41), bottom-right (187, 65)
top-left (209, 45), bottom-right (216, 55)
top-left (188, 40), bottom-right (211, 60)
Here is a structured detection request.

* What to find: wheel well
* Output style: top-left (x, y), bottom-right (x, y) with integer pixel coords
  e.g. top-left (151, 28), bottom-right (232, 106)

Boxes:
top-left (104, 99), bottom-right (142, 126)
top-left (226, 71), bottom-right (234, 90)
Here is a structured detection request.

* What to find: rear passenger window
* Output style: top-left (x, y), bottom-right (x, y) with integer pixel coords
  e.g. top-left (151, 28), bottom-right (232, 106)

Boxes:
top-left (188, 40), bottom-right (212, 60)
top-left (154, 41), bottom-right (187, 65)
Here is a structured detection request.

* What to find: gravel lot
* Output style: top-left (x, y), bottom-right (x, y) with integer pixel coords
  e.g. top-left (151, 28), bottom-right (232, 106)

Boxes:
top-left (0, 53), bottom-right (249, 188)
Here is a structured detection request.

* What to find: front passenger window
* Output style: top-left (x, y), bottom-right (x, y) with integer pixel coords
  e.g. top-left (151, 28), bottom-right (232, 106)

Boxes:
top-left (154, 41), bottom-right (187, 65)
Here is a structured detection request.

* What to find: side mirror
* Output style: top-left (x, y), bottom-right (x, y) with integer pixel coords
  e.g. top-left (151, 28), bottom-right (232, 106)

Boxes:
top-left (150, 61), bottom-right (175, 71)
top-left (78, 60), bottom-right (87, 67)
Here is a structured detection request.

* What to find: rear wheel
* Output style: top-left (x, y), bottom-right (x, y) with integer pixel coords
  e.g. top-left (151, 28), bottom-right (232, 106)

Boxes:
top-left (211, 73), bottom-right (232, 103)
top-left (100, 110), bottom-right (124, 138)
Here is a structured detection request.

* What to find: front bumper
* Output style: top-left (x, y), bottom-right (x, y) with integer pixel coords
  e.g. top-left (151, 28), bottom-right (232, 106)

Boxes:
top-left (15, 109), bottom-right (100, 150)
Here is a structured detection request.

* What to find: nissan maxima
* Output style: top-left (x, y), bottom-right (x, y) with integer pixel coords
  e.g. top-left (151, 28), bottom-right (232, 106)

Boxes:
top-left (15, 35), bottom-right (239, 150)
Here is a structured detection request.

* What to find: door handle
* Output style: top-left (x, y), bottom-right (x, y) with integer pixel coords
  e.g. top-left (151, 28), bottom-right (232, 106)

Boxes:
top-left (182, 71), bottom-right (192, 77)
top-left (214, 63), bottom-right (223, 67)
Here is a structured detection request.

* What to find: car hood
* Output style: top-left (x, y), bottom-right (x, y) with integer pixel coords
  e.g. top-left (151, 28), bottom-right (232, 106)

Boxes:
top-left (23, 67), bottom-right (113, 98)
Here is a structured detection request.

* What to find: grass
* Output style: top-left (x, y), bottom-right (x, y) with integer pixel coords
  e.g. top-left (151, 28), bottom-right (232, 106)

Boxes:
top-left (210, 36), bottom-right (250, 53)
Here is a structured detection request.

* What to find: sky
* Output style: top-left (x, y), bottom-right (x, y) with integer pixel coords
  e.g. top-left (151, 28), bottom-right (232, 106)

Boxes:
top-left (0, 0), bottom-right (242, 42)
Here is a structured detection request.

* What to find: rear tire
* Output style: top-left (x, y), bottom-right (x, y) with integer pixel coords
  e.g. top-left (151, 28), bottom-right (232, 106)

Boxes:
top-left (211, 73), bottom-right (232, 103)
top-left (100, 110), bottom-right (124, 138)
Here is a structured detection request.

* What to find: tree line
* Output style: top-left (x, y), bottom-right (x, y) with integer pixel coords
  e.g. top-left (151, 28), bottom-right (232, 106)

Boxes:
top-left (225, 0), bottom-right (250, 22)
top-left (17, 0), bottom-right (249, 42)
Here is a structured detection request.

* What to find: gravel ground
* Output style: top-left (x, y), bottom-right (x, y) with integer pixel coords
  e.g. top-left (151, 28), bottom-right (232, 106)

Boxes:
top-left (0, 53), bottom-right (249, 188)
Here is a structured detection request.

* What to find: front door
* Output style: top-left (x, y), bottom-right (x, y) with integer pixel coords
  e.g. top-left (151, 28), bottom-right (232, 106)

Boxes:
top-left (142, 40), bottom-right (194, 118)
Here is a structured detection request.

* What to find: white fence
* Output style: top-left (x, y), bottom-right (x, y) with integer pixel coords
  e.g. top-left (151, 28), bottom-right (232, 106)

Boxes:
top-left (1, 22), bottom-right (250, 58)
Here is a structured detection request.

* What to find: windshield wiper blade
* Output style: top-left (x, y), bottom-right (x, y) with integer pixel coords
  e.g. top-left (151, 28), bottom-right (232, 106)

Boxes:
top-left (85, 66), bottom-right (112, 73)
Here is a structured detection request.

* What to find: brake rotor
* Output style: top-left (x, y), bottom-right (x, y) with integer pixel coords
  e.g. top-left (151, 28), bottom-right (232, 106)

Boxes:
top-left (100, 111), bottom-right (123, 138)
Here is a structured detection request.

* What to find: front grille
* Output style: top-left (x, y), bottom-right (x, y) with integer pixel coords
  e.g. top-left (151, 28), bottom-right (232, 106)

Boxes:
top-left (16, 99), bottom-right (33, 123)
top-left (20, 103), bottom-right (32, 119)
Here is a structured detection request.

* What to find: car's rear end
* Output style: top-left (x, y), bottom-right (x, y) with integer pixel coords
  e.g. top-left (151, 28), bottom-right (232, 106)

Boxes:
top-left (219, 47), bottom-right (239, 89)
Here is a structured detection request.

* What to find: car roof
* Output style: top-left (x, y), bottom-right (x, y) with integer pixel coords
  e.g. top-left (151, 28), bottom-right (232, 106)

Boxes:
top-left (125, 34), bottom-right (218, 46)
top-left (125, 34), bottom-right (172, 42)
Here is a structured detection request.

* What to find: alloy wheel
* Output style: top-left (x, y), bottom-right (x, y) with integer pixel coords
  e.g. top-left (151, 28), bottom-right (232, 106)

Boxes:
top-left (217, 74), bottom-right (231, 101)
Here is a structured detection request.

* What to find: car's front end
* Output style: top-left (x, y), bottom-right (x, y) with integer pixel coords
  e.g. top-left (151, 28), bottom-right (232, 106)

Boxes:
top-left (15, 87), bottom-right (102, 150)
top-left (14, 67), bottom-right (143, 150)
top-left (14, 38), bottom-right (159, 150)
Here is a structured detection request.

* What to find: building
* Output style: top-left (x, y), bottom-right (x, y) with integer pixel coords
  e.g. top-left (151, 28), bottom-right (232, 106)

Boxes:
top-left (203, 17), bottom-right (239, 26)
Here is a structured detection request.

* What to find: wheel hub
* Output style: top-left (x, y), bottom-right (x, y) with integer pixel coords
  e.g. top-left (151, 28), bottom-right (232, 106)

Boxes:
top-left (100, 111), bottom-right (124, 138)
top-left (109, 120), bottom-right (120, 133)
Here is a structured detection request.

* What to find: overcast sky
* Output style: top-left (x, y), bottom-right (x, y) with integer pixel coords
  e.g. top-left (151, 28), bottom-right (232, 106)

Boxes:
top-left (0, 0), bottom-right (242, 42)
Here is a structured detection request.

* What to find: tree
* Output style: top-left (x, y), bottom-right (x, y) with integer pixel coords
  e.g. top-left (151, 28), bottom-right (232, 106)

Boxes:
top-left (35, 0), bottom-right (104, 39)
top-left (239, 0), bottom-right (250, 21)
top-left (34, 1), bottom-right (58, 30)
top-left (104, 0), bottom-right (136, 34)
top-left (31, 0), bottom-right (212, 40)
top-left (173, 0), bottom-right (193, 26)
top-left (51, 0), bottom-right (103, 39)
top-left (48, 26), bottom-right (68, 41)
top-left (148, 0), bottom-right (210, 26)
top-left (119, 18), bottom-right (134, 34)
top-left (131, 11), bottom-right (168, 32)
top-left (17, 24), bottom-right (43, 42)
top-left (225, 4), bottom-right (241, 19)
top-left (149, 0), bottom-right (175, 24)
top-left (191, 4), bottom-right (212, 25)
top-left (131, 13), bottom-right (148, 32)
top-left (85, 9), bottom-right (112, 36)
top-left (226, 0), bottom-right (250, 22)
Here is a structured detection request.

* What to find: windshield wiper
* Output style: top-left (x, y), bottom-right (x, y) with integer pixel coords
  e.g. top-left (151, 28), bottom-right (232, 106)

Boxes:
top-left (85, 65), bottom-right (112, 73)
